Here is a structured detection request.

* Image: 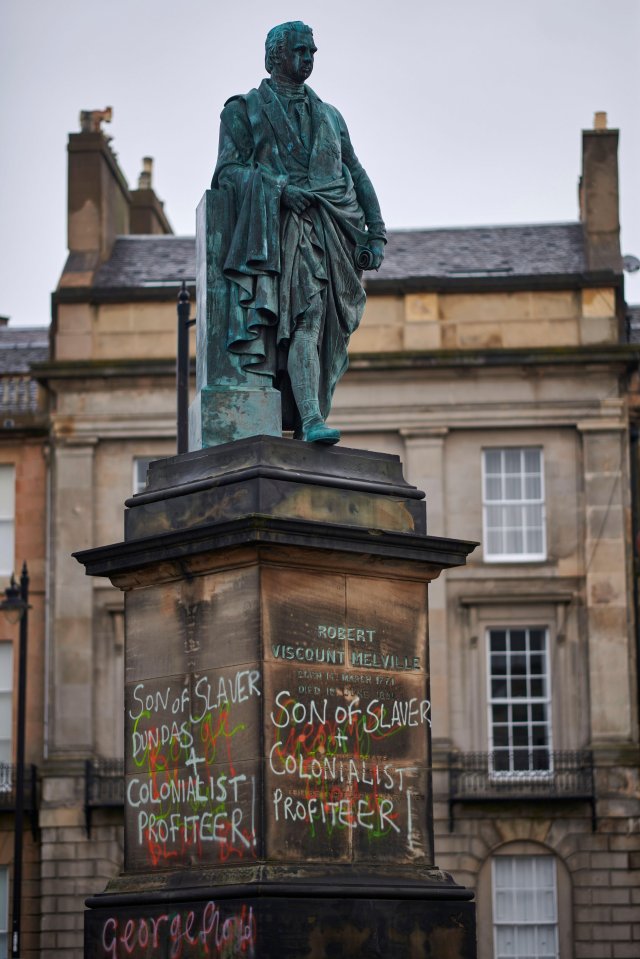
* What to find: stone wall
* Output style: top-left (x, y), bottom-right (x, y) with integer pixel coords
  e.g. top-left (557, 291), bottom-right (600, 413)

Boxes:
top-left (433, 757), bottom-right (640, 957)
top-left (39, 774), bottom-right (122, 959)
top-left (0, 818), bottom-right (40, 957)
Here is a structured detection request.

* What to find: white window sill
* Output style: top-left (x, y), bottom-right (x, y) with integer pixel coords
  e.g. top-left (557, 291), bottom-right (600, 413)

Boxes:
top-left (483, 554), bottom-right (547, 564)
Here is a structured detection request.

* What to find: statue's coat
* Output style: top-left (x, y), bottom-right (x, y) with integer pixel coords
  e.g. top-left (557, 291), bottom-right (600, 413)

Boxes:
top-left (211, 80), bottom-right (380, 425)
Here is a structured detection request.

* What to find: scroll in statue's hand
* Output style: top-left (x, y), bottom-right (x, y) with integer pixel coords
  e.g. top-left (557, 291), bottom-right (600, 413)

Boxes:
top-left (356, 237), bottom-right (385, 271)
top-left (282, 185), bottom-right (314, 214)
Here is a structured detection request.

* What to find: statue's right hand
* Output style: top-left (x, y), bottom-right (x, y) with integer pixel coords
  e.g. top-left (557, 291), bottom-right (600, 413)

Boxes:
top-left (282, 185), bottom-right (312, 214)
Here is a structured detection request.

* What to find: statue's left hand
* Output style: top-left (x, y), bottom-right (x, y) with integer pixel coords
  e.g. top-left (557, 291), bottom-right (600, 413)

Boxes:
top-left (364, 238), bottom-right (385, 271)
top-left (282, 185), bottom-right (313, 214)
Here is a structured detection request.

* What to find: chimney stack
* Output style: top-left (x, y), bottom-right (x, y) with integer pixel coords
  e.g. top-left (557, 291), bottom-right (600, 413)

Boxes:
top-left (61, 110), bottom-right (174, 287)
top-left (66, 107), bottom-right (131, 282)
top-left (579, 112), bottom-right (622, 273)
top-left (129, 157), bottom-right (173, 235)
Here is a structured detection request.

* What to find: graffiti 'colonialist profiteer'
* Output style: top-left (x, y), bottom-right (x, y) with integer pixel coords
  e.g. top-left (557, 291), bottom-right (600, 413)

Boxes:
top-left (212, 20), bottom-right (386, 444)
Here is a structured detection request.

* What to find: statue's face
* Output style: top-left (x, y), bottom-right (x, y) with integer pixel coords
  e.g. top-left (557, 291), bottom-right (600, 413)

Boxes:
top-left (280, 30), bottom-right (316, 83)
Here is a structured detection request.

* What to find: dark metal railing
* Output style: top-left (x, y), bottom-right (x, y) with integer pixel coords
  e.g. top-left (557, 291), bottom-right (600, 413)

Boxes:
top-left (0, 375), bottom-right (41, 414)
top-left (85, 758), bottom-right (125, 836)
top-left (0, 763), bottom-right (38, 837)
top-left (448, 750), bottom-right (595, 832)
top-left (0, 763), bottom-right (37, 810)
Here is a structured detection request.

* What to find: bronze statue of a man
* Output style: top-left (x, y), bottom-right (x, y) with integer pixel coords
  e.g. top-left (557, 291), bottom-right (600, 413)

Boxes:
top-left (212, 21), bottom-right (386, 444)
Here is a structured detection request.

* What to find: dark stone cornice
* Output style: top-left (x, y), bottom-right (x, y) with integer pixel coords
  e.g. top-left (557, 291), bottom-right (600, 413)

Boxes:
top-left (348, 345), bottom-right (640, 373)
top-left (74, 513), bottom-right (477, 580)
top-left (52, 284), bottom-right (195, 306)
top-left (364, 270), bottom-right (623, 296)
top-left (50, 271), bottom-right (623, 306)
top-left (32, 345), bottom-right (640, 385)
top-left (31, 358), bottom-right (185, 383)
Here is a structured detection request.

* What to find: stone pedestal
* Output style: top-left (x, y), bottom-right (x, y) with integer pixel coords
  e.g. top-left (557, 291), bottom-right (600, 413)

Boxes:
top-left (75, 437), bottom-right (477, 958)
top-left (189, 192), bottom-right (282, 449)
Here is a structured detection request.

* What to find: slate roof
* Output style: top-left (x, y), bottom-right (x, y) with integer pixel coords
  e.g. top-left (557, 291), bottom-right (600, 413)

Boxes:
top-left (93, 236), bottom-right (196, 289)
top-left (377, 222), bottom-right (586, 281)
top-left (0, 326), bottom-right (49, 374)
top-left (627, 305), bottom-right (640, 344)
top-left (0, 326), bottom-right (49, 415)
top-left (90, 222), bottom-right (588, 290)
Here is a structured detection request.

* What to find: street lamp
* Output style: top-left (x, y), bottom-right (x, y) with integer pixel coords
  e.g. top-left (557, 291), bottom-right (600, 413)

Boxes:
top-left (0, 563), bottom-right (29, 959)
top-left (176, 281), bottom-right (195, 455)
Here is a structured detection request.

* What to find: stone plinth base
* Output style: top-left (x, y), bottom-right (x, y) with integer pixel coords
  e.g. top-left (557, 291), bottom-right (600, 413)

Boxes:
top-left (189, 387), bottom-right (282, 450)
top-left (76, 438), bottom-right (477, 957)
top-left (124, 434), bottom-right (428, 539)
top-left (86, 878), bottom-right (476, 958)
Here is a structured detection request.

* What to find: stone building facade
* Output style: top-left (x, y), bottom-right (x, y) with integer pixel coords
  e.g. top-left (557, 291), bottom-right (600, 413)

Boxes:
top-left (0, 323), bottom-right (49, 957)
top-left (2, 109), bottom-right (639, 957)
top-left (332, 119), bottom-right (640, 956)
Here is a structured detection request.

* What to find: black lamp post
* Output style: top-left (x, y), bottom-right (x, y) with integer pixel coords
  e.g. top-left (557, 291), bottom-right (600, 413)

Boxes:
top-left (0, 563), bottom-right (29, 959)
top-left (176, 281), bottom-right (196, 455)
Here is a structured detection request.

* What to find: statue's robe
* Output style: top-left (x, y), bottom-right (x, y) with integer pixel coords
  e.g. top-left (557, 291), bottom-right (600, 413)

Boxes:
top-left (212, 79), bottom-right (383, 428)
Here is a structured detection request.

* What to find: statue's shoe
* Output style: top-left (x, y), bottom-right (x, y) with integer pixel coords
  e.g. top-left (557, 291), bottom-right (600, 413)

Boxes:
top-left (303, 420), bottom-right (340, 445)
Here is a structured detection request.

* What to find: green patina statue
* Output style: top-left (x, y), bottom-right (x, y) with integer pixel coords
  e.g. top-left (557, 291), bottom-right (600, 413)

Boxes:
top-left (190, 21), bottom-right (386, 448)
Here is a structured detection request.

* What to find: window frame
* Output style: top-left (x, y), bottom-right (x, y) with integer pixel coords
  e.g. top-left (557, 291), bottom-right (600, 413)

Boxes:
top-left (132, 457), bottom-right (154, 496)
top-left (482, 447), bottom-right (547, 563)
top-left (492, 854), bottom-right (559, 959)
top-left (0, 465), bottom-right (15, 577)
top-left (486, 626), bottom-right (553, 779)
top-left (0, 865), bottom-right (7, 959)
top-left (0, 642), bottom-right (13, 767)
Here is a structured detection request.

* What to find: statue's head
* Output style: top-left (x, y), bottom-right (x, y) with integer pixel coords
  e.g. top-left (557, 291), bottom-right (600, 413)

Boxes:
top-left (265, 21), bottom-right (316, 83)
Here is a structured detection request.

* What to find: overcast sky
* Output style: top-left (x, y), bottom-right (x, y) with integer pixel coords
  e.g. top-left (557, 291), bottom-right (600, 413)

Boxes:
top-left (1, 0), bottom-right (639, 327)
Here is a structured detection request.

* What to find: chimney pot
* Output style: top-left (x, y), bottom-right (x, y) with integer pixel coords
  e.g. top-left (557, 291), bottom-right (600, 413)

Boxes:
top-left (79, 107), bottom-right (113, 134)
top-left (594, 111), bottom-right (607, 131)
top-left (138, 157), bottom-right (154, 190)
